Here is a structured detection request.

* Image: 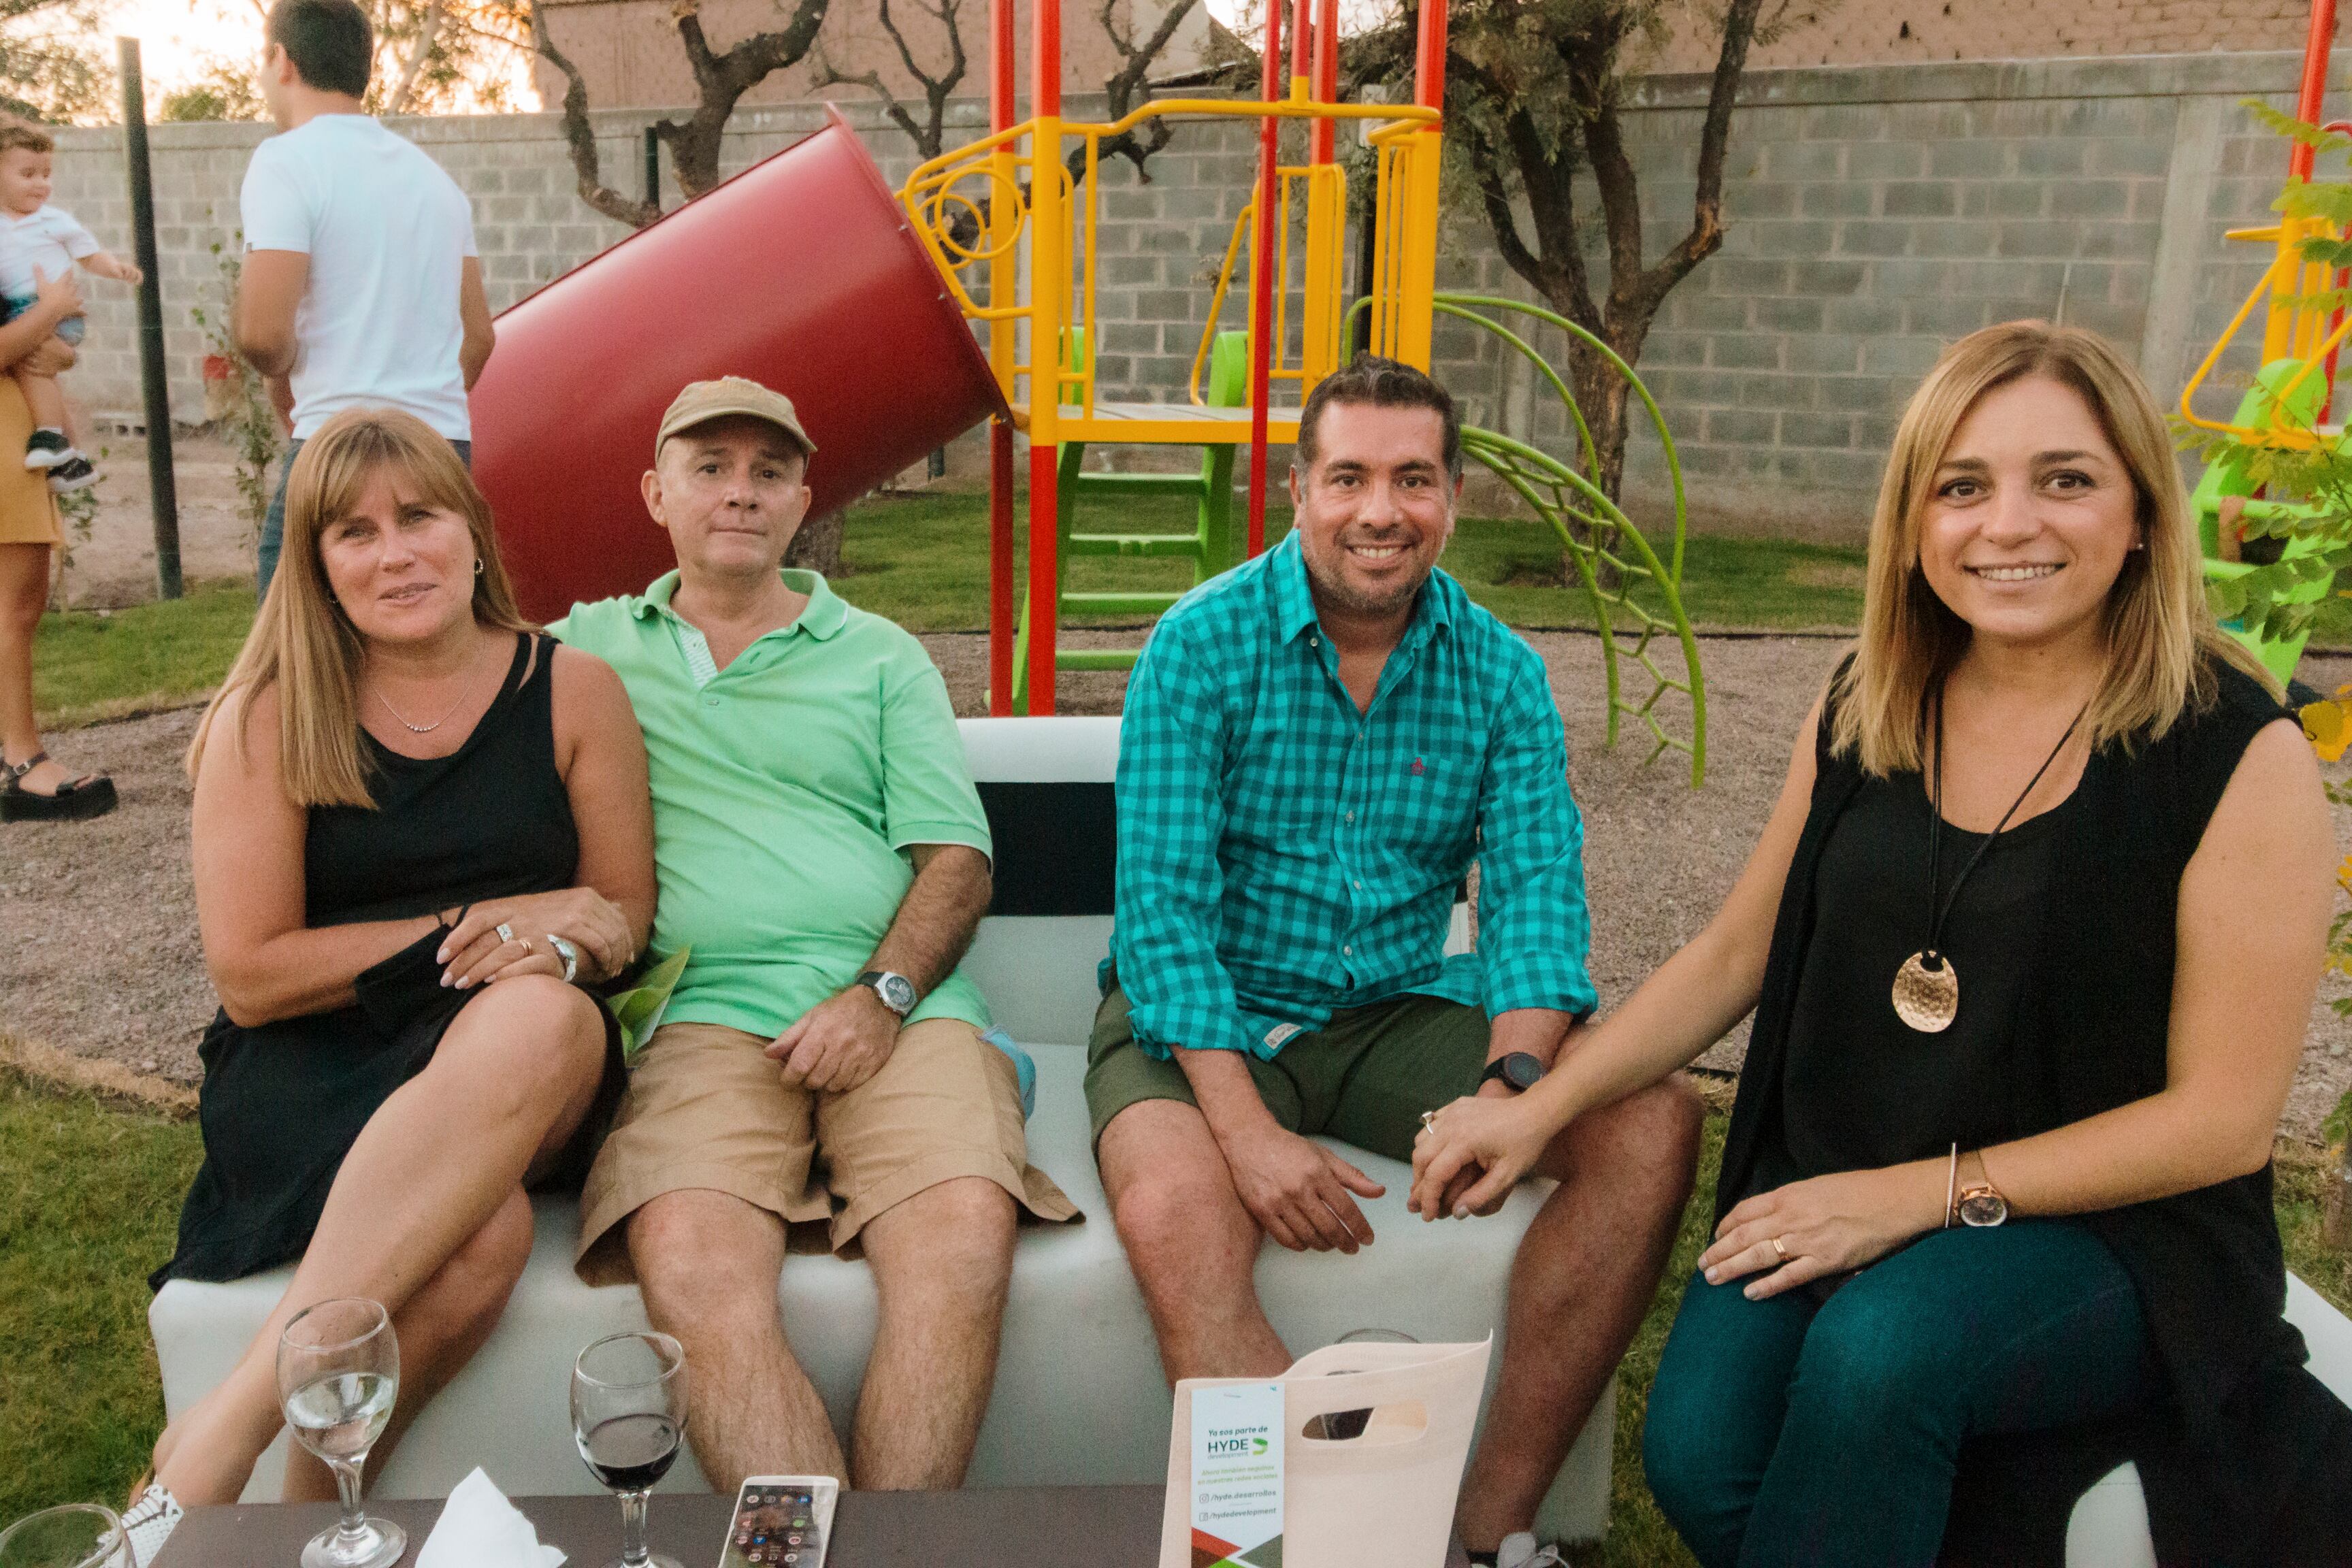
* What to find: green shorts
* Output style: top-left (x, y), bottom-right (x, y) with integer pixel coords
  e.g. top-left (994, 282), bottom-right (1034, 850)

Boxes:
top-left (1083, 982), bottom-right (1490, 1160)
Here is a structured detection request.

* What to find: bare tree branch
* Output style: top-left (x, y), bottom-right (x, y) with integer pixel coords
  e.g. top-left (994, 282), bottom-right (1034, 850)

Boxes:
top-left (384, 0), bottom-right (444, 114)
top-left (1062, 0), bottom-right (1197, 185)
top-left (529, 0), bottom-right (659, 227)
top-left (654, 0), bottom-right (832, 197)
top-left (811, 0), bottom-right (966, 158)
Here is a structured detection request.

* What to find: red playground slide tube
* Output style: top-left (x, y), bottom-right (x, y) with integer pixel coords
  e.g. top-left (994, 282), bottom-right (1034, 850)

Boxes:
top-left (468, 107), bottom-right (1007, 622)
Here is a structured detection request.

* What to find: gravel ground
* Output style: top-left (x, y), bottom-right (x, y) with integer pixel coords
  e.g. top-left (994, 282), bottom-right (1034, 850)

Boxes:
top-left (7, 633), bottom-right (2349, 1141)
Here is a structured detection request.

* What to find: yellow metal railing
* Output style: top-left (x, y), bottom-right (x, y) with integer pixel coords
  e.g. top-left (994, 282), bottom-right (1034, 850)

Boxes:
top-left (900, 96), bottom-right (1444, 433)
top-left (1186, 163), bottom-right (1349, 405)
top-left (2181, 218), bottom-right (2352, 450)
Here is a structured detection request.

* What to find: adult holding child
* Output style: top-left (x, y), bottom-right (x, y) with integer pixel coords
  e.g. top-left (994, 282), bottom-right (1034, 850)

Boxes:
top-left (238, 0), bottom-right (494, 600)
top-left (123, 408), bottom-right (655, 1563)
top-left (0, 255), bottom-right (114, 821)
top-left (1410, 321), bottom-right (2352, 1561)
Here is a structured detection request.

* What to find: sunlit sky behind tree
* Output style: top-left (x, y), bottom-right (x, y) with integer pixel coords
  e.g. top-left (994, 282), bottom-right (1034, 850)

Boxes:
top-left (80, 0), bottom-right (1268, 115)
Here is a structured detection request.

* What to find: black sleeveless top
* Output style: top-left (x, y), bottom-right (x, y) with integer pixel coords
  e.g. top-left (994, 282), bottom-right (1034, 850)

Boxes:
top-left (308, 634), bottom-right (578, 926)
top-left (1725, 656), bottom-right (2352, 1561)
top-left (156, 633), bottom-right (619, 1289)
top-left (1756, 772), bottom-right (2076, 1193)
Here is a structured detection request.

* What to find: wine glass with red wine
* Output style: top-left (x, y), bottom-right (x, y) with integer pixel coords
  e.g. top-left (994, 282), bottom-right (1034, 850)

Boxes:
top-left (572, 1331), bottom-right (688, 1568)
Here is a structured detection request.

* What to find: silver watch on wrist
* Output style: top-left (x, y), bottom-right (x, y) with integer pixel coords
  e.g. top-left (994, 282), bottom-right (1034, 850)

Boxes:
top-left (855, 969), bottom-right (918, 1018)
top-left (546, 934), bottom-right (581, 985)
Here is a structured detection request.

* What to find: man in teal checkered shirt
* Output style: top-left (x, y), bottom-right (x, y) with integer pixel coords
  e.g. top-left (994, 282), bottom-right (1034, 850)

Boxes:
top-left (1089, 357), bottom-right (1703, 1567)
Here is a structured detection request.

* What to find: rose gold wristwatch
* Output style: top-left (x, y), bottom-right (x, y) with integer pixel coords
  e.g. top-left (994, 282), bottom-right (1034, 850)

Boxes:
top-left (1951, 1149), bottom-right (2008, 1228)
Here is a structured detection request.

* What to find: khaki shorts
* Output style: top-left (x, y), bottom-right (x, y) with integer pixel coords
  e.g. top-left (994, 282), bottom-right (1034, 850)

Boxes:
top-left (576, 1017), bottom-right (1079, 1281)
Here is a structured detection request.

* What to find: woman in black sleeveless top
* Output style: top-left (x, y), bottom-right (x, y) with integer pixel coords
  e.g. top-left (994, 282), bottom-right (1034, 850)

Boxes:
top-left (1411, 323), bottom-right (2351, 1563)
top-left (131, 409), bottom-right (655, 1538)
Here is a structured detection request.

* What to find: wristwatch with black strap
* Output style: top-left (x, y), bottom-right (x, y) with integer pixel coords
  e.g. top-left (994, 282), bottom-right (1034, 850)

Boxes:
top-left (855, 969), bottom-right (919, 1019)
top-left (1477, 1051), bottom-right (1546, 1094)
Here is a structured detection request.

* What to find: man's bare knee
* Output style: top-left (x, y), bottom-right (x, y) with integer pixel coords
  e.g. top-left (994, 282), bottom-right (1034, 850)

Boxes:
top-left (1552, 1074), bottom-right (1703, 1203)
top-left (866, 1179), bottom-right (1017, 1325)
top-left (628, 1190), bottom-right (785, 1331)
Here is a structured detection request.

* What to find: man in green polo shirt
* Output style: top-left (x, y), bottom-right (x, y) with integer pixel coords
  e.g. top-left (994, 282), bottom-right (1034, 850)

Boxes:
top-left (552, 377), bottom-right (1076, 1493)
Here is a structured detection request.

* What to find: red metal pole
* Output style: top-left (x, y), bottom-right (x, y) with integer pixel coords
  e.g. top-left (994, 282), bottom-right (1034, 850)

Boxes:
top-left (987, 0), bottom-right (1016, 715)
top-left (1413, 0), bottom-right (1447, 110)
top-left (1027, 0), bottom-right (1062, 712)
top-left (1310, 0), bottom-right (1339, 164)
top-left (1289, 0), bottom-right (1312, 84)
top-left (2293, 0), bottom-right (2338, 180)
top-left (1245, 0), bottom-right (1283, 557)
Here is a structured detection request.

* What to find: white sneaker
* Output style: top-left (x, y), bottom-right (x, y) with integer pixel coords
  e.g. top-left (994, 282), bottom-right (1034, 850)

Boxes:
top-left (121, 1482), bottom-right (184, 1564)
top-left (1496, 1532), bottom-right (1567, 1568)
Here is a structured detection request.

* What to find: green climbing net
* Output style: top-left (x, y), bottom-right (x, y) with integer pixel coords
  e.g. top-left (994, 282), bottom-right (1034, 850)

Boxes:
top-left (1425, 294), bottom-right (1708, 787)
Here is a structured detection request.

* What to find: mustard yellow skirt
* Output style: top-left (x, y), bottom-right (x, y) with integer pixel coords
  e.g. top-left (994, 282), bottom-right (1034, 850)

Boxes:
top-left (0, 378), bottom-right (63, 547)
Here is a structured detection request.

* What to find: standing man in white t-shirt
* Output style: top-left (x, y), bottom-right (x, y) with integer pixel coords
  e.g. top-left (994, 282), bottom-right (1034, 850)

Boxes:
top-left (235, 0), bottom-right (493, 598)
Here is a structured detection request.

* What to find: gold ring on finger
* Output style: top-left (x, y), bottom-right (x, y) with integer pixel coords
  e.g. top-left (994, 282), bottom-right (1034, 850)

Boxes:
top-left (518, 936), bottom-right (536, 957)
top-left (1769, 1235), bottom-right (1789, 1262)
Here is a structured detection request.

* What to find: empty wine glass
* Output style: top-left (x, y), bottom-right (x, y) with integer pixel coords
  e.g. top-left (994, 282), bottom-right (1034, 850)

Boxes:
top-left (572, 1331), bottom-right (688, 1568)
top-left (0, 1505), bottom-right (135, 1568)
top-left (277, 1297), bottom-right (404, 1568)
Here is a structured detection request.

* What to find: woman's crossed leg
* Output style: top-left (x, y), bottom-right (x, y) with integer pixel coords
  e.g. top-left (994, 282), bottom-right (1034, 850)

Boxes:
top-left (154, 975), bottom-right (608, 1504)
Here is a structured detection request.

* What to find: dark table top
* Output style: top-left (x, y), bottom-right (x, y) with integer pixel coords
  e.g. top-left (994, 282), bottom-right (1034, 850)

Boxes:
top-left (150, 1485), bottom-right (1475, 1566)
top-left (153, 1486), bottom-right (1164, 1568)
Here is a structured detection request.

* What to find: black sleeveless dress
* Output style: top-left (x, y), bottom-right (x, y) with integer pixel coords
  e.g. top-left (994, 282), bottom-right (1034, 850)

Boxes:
top-left (154, 634), bottom-right (624, 1288)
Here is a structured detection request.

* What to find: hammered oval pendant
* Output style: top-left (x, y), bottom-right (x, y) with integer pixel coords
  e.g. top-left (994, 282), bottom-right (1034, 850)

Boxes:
top-left (1893, 951), bottom-right (1959, 1032)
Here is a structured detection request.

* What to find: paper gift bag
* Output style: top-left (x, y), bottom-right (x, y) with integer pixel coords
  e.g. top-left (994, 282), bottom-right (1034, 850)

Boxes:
top-left (1161, 1336), bottom-right (1492, 1568)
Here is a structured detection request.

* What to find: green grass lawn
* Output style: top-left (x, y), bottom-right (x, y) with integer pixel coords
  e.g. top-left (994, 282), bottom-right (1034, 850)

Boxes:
top-left (33, 579), bottom-right (257, 731)
top-left (3, 1064), bottom-right (2343, 1562)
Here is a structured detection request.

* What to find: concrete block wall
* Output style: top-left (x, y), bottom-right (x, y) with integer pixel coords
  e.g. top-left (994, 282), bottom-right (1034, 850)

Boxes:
top-left (41, 50), bottom-right (2325, 537)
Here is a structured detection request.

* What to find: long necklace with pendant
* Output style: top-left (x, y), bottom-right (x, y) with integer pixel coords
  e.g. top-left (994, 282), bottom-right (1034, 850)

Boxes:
top-left (1893, 682), bottom-right (2087, 1033)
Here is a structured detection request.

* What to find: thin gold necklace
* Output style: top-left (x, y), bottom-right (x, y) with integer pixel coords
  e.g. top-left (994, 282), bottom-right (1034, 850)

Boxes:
top-left (372, 647), bottom-right (495, 735)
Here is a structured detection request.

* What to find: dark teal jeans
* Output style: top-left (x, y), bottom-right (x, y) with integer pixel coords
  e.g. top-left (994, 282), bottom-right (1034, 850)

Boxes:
top-left (1642, 1220), bottom-right (2153, 1567)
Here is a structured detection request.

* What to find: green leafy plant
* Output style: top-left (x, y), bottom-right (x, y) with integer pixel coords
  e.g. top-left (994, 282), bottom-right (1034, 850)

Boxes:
top-left (2185, 105), bottom-right (2352, 651)
top-left (189, 233), bottom-right (282, 553)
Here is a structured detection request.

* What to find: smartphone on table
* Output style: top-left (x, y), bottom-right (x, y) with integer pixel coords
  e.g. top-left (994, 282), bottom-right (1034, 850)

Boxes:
top-left (717, 1475), bottom-right (836, 1568)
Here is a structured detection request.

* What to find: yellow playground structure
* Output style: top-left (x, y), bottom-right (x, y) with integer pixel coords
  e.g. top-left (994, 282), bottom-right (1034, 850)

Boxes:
top-left (896, 0), bottom-right (1709, 784)
top-left (2179, 0), bottom-right (2349, 688)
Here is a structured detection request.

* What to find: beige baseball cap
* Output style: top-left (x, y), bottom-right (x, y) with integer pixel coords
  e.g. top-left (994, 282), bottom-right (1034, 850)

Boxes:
top-left (655, 376), bottom-right (817, 461)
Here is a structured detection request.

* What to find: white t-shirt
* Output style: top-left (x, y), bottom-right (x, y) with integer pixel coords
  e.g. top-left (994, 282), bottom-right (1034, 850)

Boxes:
top-left (0, 205), bottom-right (101, 301)
top-left (240, 114), bottom-right (478, 440)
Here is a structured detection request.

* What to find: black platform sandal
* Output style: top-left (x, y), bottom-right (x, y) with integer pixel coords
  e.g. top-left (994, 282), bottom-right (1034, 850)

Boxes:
top-left (1, 750), bottom-right (118, 822)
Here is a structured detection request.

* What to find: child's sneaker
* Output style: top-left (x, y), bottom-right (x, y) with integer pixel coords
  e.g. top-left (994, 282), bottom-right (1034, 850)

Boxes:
top-left (45, 455), bottom-right (96, 493)
top-left (23, 427), bottom-right (71, 470)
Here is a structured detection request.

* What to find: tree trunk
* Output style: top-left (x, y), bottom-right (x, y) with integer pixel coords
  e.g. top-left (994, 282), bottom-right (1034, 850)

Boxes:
top-left (787, 510), bottom-right (845, 577)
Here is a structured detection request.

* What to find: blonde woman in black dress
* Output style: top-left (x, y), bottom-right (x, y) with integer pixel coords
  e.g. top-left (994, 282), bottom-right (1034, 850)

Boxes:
top-left (1411, 323), bottom-right (2352, 1561)
top-left (127, 408), bottom-right (655, 1554)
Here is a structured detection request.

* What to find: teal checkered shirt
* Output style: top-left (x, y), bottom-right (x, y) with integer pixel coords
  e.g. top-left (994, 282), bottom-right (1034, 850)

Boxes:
top-left (1109, 532), bottom-right (1598, 1060)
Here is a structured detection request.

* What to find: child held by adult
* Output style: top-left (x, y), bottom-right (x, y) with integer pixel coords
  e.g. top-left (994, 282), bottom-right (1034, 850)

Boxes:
top-left (0, 120), bottom-right (142, 494)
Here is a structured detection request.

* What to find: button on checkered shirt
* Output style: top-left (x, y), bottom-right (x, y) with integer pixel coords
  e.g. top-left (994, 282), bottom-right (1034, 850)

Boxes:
top-left (1109, 533), bottom-right (1598, 1060)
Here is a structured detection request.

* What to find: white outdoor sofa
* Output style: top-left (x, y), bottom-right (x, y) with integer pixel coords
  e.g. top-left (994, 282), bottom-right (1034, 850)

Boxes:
top-left (144, 715), bottom-right (2352, 1557)
top-left (150, 717), bottom-right (1616, 1544)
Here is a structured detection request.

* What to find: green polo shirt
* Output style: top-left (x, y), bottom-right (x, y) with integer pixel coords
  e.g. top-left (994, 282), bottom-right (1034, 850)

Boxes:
top-left (552, 570), bottom-right (993, 1040)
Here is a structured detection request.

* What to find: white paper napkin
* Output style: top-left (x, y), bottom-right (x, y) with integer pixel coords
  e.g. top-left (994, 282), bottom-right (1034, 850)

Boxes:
top-left (417, 1467), bottom-right (567, 1568)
